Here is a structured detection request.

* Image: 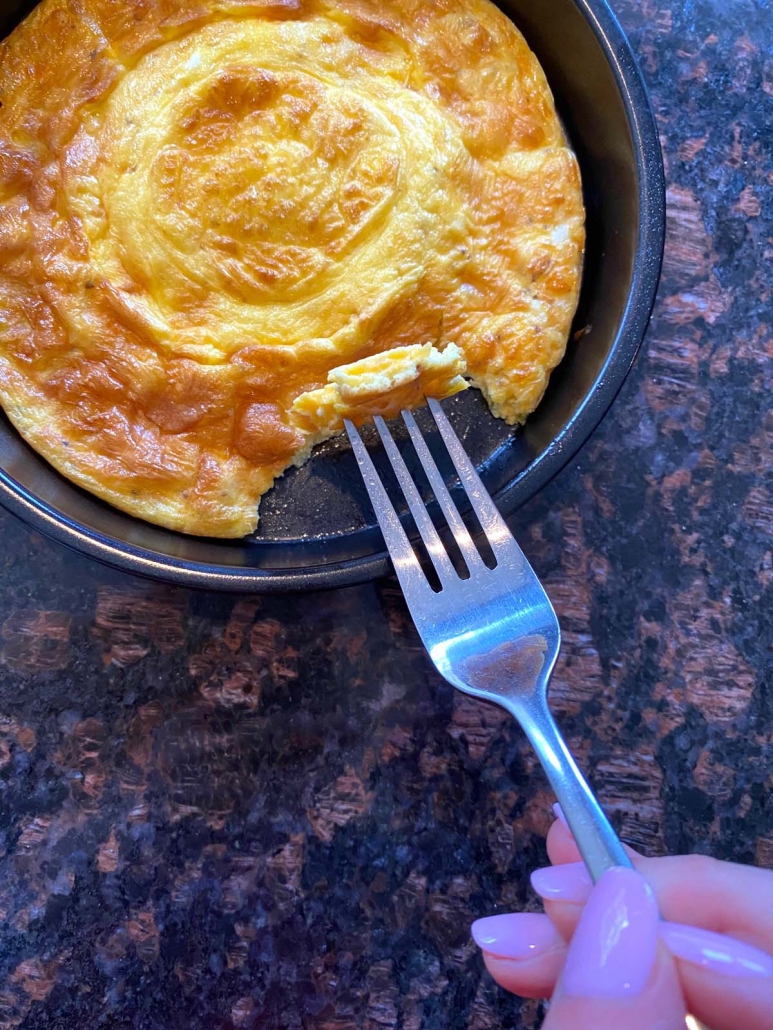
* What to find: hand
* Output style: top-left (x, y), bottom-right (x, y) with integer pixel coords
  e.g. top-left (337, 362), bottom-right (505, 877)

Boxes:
top-left (471, 809), bottom-right (773, 1030)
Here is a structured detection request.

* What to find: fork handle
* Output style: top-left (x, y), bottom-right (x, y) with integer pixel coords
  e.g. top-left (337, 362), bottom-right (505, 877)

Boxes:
top-left (514, 693), bottom-right (633, 882)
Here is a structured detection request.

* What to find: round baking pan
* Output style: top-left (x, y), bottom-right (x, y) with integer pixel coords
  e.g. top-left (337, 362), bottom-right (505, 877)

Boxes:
top-left (0, 0), bottom-right (665, 592)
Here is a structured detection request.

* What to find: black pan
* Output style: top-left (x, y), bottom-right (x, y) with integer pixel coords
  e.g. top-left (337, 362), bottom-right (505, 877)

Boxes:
top-left (0, 0), bottom-right (665, 591)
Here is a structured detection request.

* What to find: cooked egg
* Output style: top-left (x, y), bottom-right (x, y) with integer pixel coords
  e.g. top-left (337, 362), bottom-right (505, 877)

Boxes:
top-left (0, 0), bottom-right (584, 537)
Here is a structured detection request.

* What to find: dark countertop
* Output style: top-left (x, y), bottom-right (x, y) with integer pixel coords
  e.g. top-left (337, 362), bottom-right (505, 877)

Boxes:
top-left (1, 1), bottom-right (772, 1027)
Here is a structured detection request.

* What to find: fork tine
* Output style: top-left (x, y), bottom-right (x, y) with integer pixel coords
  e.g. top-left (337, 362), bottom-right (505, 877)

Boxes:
top-left (401, 408), bottom-right (485, 570)
top-left (374, 416), bottom-right (457, 585)
top-left (344, 420), bottom-right (432, 596)
top-left (426, 397), bottom-right (511, 546)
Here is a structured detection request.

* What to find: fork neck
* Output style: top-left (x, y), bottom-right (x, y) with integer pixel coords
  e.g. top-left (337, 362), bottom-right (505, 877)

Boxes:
top-left (509, 691), bottom-right (632, 881)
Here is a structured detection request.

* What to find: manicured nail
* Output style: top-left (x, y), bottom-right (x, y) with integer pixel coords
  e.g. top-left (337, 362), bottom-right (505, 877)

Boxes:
top-left (471, 913), bottom-right (563, 961)
top-left (560, 867), bottom-right (658, 999)
top-left (531, 861), bottom-right (593, 903)
top-left (553, 802), bottom-right (570, 830)
top-left (661, 922), bottom-right (773, 979)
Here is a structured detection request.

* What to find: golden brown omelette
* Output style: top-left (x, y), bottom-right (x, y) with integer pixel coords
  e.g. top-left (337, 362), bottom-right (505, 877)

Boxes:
top-left (0, 0), bottom-right (584, 537)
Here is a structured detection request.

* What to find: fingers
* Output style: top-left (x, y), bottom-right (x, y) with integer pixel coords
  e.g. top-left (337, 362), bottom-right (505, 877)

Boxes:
top-left (536, 819), bottom-right (773, 1030)
top-left (661, 927), bottom-right (773, 1030)
top-left (540, 823), bottom-right (773, 953)
top-left (542, 815), bottom-right (639, 941)
top-left (472, 914), bottom-right (567, 998)
top-left (545, 949), bottom-right (686, 1030)
top-left (543, 867), bottom-right (687, 1030)
top-left (647, 854), bottom-right (773, 953)
top-left (473, 910), bottom-right (773, 1030)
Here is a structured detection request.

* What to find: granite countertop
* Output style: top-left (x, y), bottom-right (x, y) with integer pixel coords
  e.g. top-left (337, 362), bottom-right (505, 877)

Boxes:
top-left (1, 1), bottom-right (772, 1027)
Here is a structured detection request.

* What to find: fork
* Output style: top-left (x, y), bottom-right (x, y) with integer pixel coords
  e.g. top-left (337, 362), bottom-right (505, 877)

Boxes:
top-left (345, 397), bottom-right (632, 882)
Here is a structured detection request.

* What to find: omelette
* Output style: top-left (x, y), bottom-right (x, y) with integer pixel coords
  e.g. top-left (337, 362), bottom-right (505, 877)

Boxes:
top-left (0, 0), bottom-right (584, 537)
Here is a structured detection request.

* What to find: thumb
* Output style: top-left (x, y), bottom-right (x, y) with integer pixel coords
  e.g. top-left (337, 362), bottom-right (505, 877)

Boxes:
top-left (544, 867), bottom-right (687, 1030)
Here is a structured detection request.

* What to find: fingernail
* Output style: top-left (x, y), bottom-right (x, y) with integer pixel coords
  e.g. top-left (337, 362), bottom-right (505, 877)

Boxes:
top-left (471, 913), bottom-right (563, 960)
top-left (553, 802), bottom-right (570, 830)
top-left (531, 861), bottom-right (593, 903)
top-left (560, 866), bottom-right (659, 999)
top-left (661, 922), bottom-right (773, 980)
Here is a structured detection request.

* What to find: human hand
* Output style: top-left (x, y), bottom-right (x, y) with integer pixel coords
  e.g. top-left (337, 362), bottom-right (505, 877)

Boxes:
top-left (471, 809), bottom-right (773, 1030)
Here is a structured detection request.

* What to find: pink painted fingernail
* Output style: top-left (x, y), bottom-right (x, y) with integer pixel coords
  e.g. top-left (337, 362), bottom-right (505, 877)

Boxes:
top-left (531, 860), bottom-right (593, 903)
top-left (553, 802), bottom-right (570, 830)
top-left (471, 913), bottom-right (563, 960)
top-left (661, 923), bottom-right (773, 979)
top-left (561, 867), bottom-right (659, 999)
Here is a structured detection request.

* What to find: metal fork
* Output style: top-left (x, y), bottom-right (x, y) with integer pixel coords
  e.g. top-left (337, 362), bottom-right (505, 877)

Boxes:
top-left (345, 398), bottom-right (632, 882)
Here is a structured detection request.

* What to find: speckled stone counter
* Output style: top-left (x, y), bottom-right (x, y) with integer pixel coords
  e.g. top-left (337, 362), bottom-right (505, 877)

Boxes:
top-left (0, 1), bottom-right (772, 1027)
